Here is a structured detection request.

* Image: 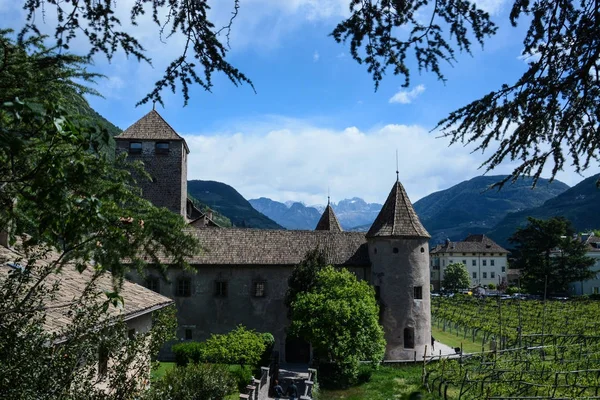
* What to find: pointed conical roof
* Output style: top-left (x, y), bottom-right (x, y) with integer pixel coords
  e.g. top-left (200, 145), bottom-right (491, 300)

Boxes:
top-left (115, 110), bottom-right (189, 152)
top-left (366, 180), bottom-right (430, 238)
top-left (315, 203), bottom-right (343, 232)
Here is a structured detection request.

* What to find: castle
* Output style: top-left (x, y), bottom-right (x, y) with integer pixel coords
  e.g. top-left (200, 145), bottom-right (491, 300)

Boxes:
top-left (116, 110), bottom-right (431, 362)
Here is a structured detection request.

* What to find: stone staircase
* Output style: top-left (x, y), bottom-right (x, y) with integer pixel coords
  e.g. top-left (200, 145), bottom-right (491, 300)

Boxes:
top-left (238, 366), bottom-right (317, 400)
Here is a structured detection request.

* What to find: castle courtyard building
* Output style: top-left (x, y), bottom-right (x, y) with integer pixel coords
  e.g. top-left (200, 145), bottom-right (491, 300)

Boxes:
top-left (120, 110), bottom-right (432, 362)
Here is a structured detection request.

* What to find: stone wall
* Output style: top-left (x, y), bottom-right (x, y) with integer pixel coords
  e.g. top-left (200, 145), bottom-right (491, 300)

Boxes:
top-left (116, 139), bottom-right (186, 216)
top-left (129, 264), bottom-right (370, 362)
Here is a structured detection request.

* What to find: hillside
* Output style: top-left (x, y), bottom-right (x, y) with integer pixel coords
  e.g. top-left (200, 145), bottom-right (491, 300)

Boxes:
top-left (188, 181), bottom-right (283, 229)
top-left (488, 174), bottom-right (600, 248)
top-left (413, 175), bottom-right (570, 245)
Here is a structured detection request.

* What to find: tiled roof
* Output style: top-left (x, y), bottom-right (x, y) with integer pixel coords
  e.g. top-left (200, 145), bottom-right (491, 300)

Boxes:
top-left (366, 180), bottom-right (430, 238)
top-left (189, 214), bottom-right (221, 228)
top-left (0, 244), bottom-right (173, 335)
top-left (430, 234), bottom-right (509, 254)
top-left (179, 228), bottom-right (369, 266)
top-left (115, 110), bottom-right (189, 151)
top-left (315, 204), bottom-right (343, 232)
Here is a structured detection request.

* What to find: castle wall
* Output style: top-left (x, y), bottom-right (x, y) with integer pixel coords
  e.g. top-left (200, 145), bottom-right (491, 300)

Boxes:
top-left (129, 264), bottom-right (369, 362)
top-left (368, 238), bottom-right (431, 360)
top-left (116, 140), bottom-right (186, 216)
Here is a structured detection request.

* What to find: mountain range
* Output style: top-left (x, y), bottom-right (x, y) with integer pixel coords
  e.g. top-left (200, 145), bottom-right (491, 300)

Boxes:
top-left (248, 197), bottom-right (383, 230)
top-left (413, 175), bottom-right (570, 245)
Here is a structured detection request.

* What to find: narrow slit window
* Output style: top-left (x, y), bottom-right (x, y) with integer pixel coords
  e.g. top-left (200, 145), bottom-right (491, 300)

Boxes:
top-left (185, 328), bottom-right (193, 340)
top-left (404, 327), bottom-right (415, 349)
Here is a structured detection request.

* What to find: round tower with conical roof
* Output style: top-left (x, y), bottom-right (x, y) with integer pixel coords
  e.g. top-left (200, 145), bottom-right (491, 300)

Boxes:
top-left (367, 179), bottom-right (431, 360)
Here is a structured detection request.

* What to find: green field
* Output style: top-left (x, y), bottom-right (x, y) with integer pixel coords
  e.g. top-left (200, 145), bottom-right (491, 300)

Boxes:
top-left (319, 365), bottom-right (439, 400)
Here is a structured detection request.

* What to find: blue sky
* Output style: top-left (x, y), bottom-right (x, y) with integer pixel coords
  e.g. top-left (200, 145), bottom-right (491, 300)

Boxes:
top-left (2, 0), bottom-right (599, 205)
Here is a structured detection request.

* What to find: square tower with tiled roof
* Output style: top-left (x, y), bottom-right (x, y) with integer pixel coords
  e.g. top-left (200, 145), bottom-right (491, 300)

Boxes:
top-left (115, 110), bottom-right (189, 217)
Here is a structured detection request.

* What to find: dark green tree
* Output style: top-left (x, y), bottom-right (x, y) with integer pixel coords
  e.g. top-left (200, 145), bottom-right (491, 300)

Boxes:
top-left (289, 266), bottom-right (385, 388)
top-left (442, 262), bottom-right (471, 291)
top-left (509, 217), bottom-right (595, 295)
top-left (284, 248), bottom-right (328, 314)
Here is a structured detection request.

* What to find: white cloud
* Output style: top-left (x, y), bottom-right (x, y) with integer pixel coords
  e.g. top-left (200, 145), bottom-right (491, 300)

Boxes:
top-left (313, 51), bottom-right (320, 62)
top-left (389, 85), bottom-right (426, 104)
top-left (470, 0), bottom-right (507, 15)
top-left (181, 116), bottom-right (600, 205)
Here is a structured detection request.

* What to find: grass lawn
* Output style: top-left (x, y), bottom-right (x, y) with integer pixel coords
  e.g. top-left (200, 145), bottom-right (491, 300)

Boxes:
top-left (151, 361), bottom-right (175, 380)
top-left (431, 325), bottom-right (485, 354)
top-left (319, 365), bottom-right (441, 400)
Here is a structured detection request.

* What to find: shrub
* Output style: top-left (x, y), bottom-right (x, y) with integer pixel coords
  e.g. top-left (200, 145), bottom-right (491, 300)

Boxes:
top-left (487, 283), bottom-right (496, 290)
top-left (172, 342), bottom-right (206, 366)
top-left (505, 286), bottom-right (519, 295)
top-left (356, 363), bottom-right (374, 384)
top-left (228, 365), bottom-right (254, 392)
top-left (317, 360), bottom-right (360, 389)
top-left (203, 325), bottom-right (266, 366)
top-left (145, 363), bottom-right (236, 400)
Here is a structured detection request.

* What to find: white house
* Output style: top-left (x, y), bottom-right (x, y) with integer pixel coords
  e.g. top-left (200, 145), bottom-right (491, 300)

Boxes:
top-left (568, 234), bottom-right (600, 295)
top-left (430, 234), bottom-right (509, 291)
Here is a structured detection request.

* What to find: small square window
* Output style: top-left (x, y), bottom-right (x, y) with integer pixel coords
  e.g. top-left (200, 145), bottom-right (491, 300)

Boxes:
top-left (501, 266), bottom-right (506, 272)
top-left (253, 281), bottom-right (266, 297)
top-left (393, 247), bottom-right (399, 254)
top-left (449, 260), bottom-right (453, 264)
top-left (491, 260), bottom-right (495, 266)
top-left (483, 272), bottom-right (487, 279)
top-left (129, 142), bottom-right (142, 154)
top-left (482, 260), bottom-right (487, 266)
top-left (185, 328), bottom-right (193, 340)
top-left (462, 260), bottom-right (466, 265)
top-left (472, 260), bottom-right (477, 266)
top-left (146, 277), bottom-right (160, 293)
top-left (215, 281), bottom-right (228, 297)
top-left (413, 286), bottom-right (423, 300)
top-left (491, 272), bottom-right (496, 279)
top-left (473, 272), bottom-right (477, 278)
top-left (594, 287), bottom-right (599, 294)
top-left (155, 142), bottom-right (170, 154)
top-left (176, 278), bottom-right (191, 297)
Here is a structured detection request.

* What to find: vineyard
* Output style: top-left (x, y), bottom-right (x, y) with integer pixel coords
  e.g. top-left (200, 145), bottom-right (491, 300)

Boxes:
top-left (426, 296), bottom-right (600, 399)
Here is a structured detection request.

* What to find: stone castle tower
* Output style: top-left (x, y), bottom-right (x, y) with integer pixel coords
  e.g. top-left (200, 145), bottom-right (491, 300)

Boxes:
top-left (115, 110), bottom-right (189, 217)
top-left (366, 179), bottom-right (431, 359)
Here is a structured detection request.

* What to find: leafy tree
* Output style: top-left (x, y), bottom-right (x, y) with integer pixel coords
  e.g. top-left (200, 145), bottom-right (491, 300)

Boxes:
top-left (442, 263), bottom-right (471, 291)
top-left (0, 29), bottom-right (197, 398)
top-left (284, 248), bottom-right (328, 315)
top-left (509, 217), bottom-right (595, 295)
top-left (0, 31), bottom-right (198, 295)
top-left (289, 266), bottom-right (386, 388)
